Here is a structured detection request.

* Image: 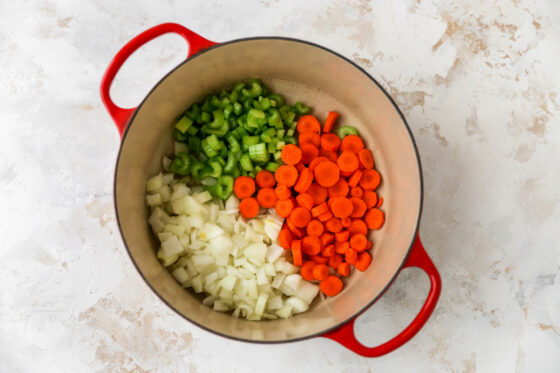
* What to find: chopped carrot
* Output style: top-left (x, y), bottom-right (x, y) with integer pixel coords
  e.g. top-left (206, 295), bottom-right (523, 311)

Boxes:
top-left (349, 234), bottom-right (368, 251)
top-left (348, 219), bottom-right (368, 235)
top-left (358, 149), bottom-right (374, 169)
top-left (337, 262), bottom-right (351, 277)
top-left (300, 261), bottom-right (316, 281)
top-left (363, 191), bottom-right (378, 209)
top-left (350, 186), bottom-right (363, 198)
top-left (299, 131), bottom-right (321, 148)
top-left (292, 239), bottom-right (303, 266)
top-left (335, 230), bottom-right (350, 242)
top-left (314, 161), bottom-right (340, 187)
top-left (376, 196), bottom-right (384, 208)
top-left (311, 255), bottom-right (329, 264)
top-left (328, 253), bottom-right (343, 269)
top-left (307, 219), bottom-right (324, 236)
top-left (234, 176), bottom-right (256, 199)
top-left (340, 169), bottom-right (353, 178)
top-left (277, 228), bottom-right (293, 249)
top-left (302, 235), bottom-right (321, 255)
top-left (359, 169), bottom-right (381, 190)
top-left (322, 244), bottom-right (335, 257)
top-left (300, 144), bottom-right (319, 165)
top-left (317, 210), bottom-right (333, 222)
top-left (313, 264), bottom-right (329, 280)
top-left (255, 170), bottom-right (276, 188)
top-left (320, 275), bottom-right (343, 296)
top-left (337, 151), bottom-right (359, 173)
top-left (328, 178), bottom-right (349, 198)
top-left (349, 197), bottom-right (367, 218)
top-left (309, 156), bottom-right (328, 171)
top-left (275, 184), bottom-right (292, 200)
top-left (325, 217), bottom-right (342, 233)
top-left (311, 202), bottom-right (329, 217)
top-left (275, 165), bottom-right (299, 187)
top-left (257, 187), bottom-right (278, 208)
top-left (286, 217), bottom-right (304, 238)
top-left (330, 197), bottom-right (354, 218)
top-left (323, 111), bottom-right (339, 133)
top-left (293, 167), bottom-right (313, 193)
top-left (296, 193), bottom-right (314, 210)
top-left (355, 252), bottom-right (373, 272)
top-left (347, 169), bottom-right (363, 187)
top-left (239, 197), bottom-right (259, 218)
top-left (320, 133), bottom-right (341, 152)
top-left (290, 207), bottom-right (311, 228)
top-left (320, 149), bottom-right (338, 162)
top-left (345, 248), bottom-right (358, 265)
top-left (320, 233), bottom-right (334, 247)
top-left (341, 216), bottom-right (352, 228)
top-left (365, 208), bottom-right (385, 229)
top-left (297, 115), bottom-right (322, 134)
top-left (295, 162), bottom-right (305, 172)
top-left (340, 134), bottom-right (364, 153)
top-left (280, 144), bottom-right (302, 165)
top-left (275, 198), bottom-right (294, 217)
top-left (335, 241), bottom-right (349, 254)
top-left (307, 183), bottom-right (328, 205)
top-left (366, 240), bottom-right (373, 250)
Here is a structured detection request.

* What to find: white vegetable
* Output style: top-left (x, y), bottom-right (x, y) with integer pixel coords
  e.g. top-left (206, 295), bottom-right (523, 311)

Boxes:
top-left (161, 236), bottom-right (184, 258)
top-left (171, 267), bottom-right (190, 286)
top-left (146, 174), bottom-right (163, 192)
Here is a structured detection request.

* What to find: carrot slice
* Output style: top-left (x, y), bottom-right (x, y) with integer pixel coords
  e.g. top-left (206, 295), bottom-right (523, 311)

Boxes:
top-left (275, 165), bottom-right (299, 187)
top-left (350, 186), bottom-right (363, 198)
top-left (363, 191), bottom-right (378, 209)
top-left (340, 134), bottom-right (364, 153)
top-left (358, 149), bottom-right (374, 169)
top-left (286, 217), bottom-right (304, 238)
top-left (307, 183), bottom-right (328, 205)
top-left (320, 233), bottom-right (334, 248)
top-left (295, 162), bottom-right (305, 172)
top-left (366, 240), bottom-right (373, 250)
top-left (349, 197), bottom-right (367, 218)
top-left (320, 275), bottom-right (343, 296)
top-left (313, 264), bottom-right (329, 280)
top-left (335, 241), bottom-right (349, 254)
top-left (300, 144), bottom-right (319, 165)
top-left (309, 156), bottom-right (328, 171)
top-left (257, 187), bottom-right (278, 208)
top-left (347, 169), bottom-right (363, 187)
top-left (233, 176), bottom-right (256, 199)
top-left (376, 196), bottom-right (384, 208)
top-left (311, 202), bottom-right (329, 217)
top-left (323, 111), bottom-right (339, 133)
top-left (297, 115), bottom-right (321, 134)
top-left (320, 133), bottom-right (341, 152)
top-left (348, 219), bottom-right (368, 235)
top-left (345, 248), bottom-right (358, 265)
top-left (355, 251), bottom-right (373, 272)
top-left (293, 167), bottom-right (313, 193)
top-left (359, 169), bottom-right (381, 190)
top-left (365, 208), bottom-right (385, 229)
top-left (311, 255), bottom-right (329, 265)
top-left (317, 210), bottom-right (333, 222)
top-left (307, 219), bottom-right (324, 237)
top-left (302, 235), bottom-right (321, 255)
top-left (320, 149), bottom-right (338, 162)
top-left (330, 197), bottom-right (353, 218)
top-left (328, 253), bottom-right (343, 269)
top-left (278, 228), bottom-right (293, 249)
top-left (340, 169), bottom-right (353, 178)
top-left (275, 184), bottom-right (292, 200)
top-left (340, 216), bottom-right (352, 228)
top-left (239, 197), bottom-right (259, 218)
top-left (328, 178), bottom-right (349, 198)
top-left (275, 198), bottom-right (294, 217)
top-left (314, 161), bottom-right (340, 187)
top-left (322, 244), bottom-right (335, 257)
top-left (337, 262), bottom-right (351, 277)
top-left (299, 131), bottom-right (321, 148)
top-left (335, 230), bottom-right (350, 242)
top-left (255, 170), bottom-right (276, 188)
top-left (337, 151), bottom-right (359, 173)
top-left (300, 261), bottom-right (316, 281)
top-left (292, 239), bottom-right (303, 266)
top-left (349, 234), bottom-right (368, 251)
top-left (325, 217), bottom-right (342, 233)
top-left (280, 144), bottom-right (302, 165)
top-left (296, 193), bottom-right (314, 210)
top-left (290, 207), bottom-right (311, 228)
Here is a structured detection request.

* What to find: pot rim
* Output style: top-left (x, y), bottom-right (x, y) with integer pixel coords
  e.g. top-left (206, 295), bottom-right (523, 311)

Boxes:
top-left (113, 36), bottom-right (424, 344)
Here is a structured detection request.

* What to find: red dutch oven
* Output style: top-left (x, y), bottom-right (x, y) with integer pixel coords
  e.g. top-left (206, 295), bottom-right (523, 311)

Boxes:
top-left (101, 23), bottom-right (441, 357)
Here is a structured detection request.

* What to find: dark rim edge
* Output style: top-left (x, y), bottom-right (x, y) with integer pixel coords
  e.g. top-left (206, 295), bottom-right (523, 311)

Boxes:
top-left (112, 36), bottom-right (424, 345)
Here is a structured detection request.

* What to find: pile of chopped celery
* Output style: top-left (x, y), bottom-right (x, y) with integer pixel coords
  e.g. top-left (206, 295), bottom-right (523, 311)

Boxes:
top-left (166, 78), bottom-right (311, 200)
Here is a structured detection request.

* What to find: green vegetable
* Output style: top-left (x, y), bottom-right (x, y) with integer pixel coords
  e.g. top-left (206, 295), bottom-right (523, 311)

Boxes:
top-left (337, 126), bottom-right (359, 138)
top-left (175, 115), bottom-right (193, 134)
top-left (172, 128), bottom-right (188, 142)
top-left (240, 153), bottom-right (253, 171)
top-left (248, 143), bottom-right (269, 163)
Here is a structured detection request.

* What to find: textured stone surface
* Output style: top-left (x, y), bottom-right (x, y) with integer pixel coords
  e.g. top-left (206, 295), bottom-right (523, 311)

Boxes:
top-left (1, 0), bottom-right (559, 371)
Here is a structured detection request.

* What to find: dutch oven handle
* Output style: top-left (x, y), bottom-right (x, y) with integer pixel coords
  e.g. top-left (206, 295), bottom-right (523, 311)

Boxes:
top-left (100, 23), bottom-right (217, 137)
top-left (322, 234), bottom-right (441, 357)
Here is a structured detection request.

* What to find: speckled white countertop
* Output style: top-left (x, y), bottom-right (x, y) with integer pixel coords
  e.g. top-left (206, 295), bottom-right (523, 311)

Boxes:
top-left (1, 0), bottom-right (559, 371)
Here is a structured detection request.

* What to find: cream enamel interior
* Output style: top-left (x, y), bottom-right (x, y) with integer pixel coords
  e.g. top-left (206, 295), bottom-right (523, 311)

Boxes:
top-left (114, 38), bottom-right (422, 342)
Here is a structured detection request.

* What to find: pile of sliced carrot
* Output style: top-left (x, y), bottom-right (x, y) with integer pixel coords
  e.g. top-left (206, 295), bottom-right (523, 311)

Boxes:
top-left (273, 111), bottom-right (385, 297)
top-left (234, 170), bottom-right (280, 218)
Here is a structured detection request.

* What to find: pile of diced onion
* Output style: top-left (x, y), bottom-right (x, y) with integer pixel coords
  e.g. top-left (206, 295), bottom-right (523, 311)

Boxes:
top-left (145, 173), bottom-right (319, 320)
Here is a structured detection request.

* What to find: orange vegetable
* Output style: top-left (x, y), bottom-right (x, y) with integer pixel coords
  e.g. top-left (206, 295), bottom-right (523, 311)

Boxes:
top-left (349, 234), bottom-right (368, 251)
top-left (317, 210), bottom-right (333, 222)
top-left (290, 207), bottom-right (311, 228)
top-left (347, 169), bottom-right (363, 187)
top-left (376, 196), bottom-right (384, 208)
top-left (275, 184), bottom-right (292, 200)
top-left (302, 235), bottom-right (321, 255)
top-left (292, 239), bottom-right (303, 266)
top-left (278, 228), bottom-right (293, 249)
top-left (275, 165), bottom-right (299, 187)
top-left (341, 216), bottom-right (352, 228)
top-left (320, 232), bottom-right (334, 247)
top-left (320, 149), bottom-right (338, 162)
top-left (280, 144), bottom-right (302, 165)
top-left (328, 178), bottom-right (349, 198)
top-left (296, 193), bottom-right (314, 210)
top-left (323, 111), bottom-right (339, 133)
top-left (340, 169), bottom-right (353, 178)
top-left (322, 244), bottom-right (335, 257)
top-left (335, 230), bottom-right (350, 242)
top-left (350, 186), bottom-right (363, 198)
top-left (307, 183), bottom-right (328, 205)
top-left (300, 144), bottom-right (319, 165)
top-left (320, 275), bottom-right (343, 296)
top-left (358, 149), bottom-right (374, 169)
top-left (363, 191), bottom-right (378, 209)
top-left (299, 131), bottom-right (321, 148)
top-left (365, 208), bottom-right (385, 229)
top-left (311, 255), bottom-right (329, 265)
top-left (234, 176), bottom-right (256, 199)
top-left (330, 197), bottom-right (353, 218)
top-left (328, 253), bottom-right (343, 269)
top-left (311, 202), bottom-right (329, 217)
top-left (293, 167), bottom-right (313, 193)
top-left (286, 217), bottom-right (304, 238)
top-left (337, 262), bottom-right (351, 277)
top-left (239, 197), bottom-right (259, 218)
top-left (300, 261), bottom-right (316, 281)
top-left (340, 134), bottom-right (364, 153)
top-left (275, 198), bottom-right (295, 217)
top-left (359, 169), bottom-right (381, 190)
top-left (348, 219), bottom-right (368, 235)
top-left (355, 251), bottom-right (373, 272)
top-left (255, 170), bottom-right (276, 188)
top-left (325, 217), bottom-right (342, 233)
top-left (349, 197), bottom-right (367, 218)
top-left (309, 156), bottom-right (328, 171)
top-left (297, 115), bottom-right (321, 134)
top-left (345, 248), bottom-right (358, 265)
top-left (307, 219), bottom-right (324, 236)
top-left (337, 151), bottom-right (359, 173)
top-left (320, 133), bottom-right (341, 152)
top-left (314, 160), bottom-right (340, 187)
top-left (257, 187), bottom-right (278, 208)
top-left (313, 264), bottom-right (329, 280)
top-left (366, 240), bottom-right (373, 250)
top-left (335, 241), bottom-right (349, 254)
top-left (295, 162), bottom-right (305, 172)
